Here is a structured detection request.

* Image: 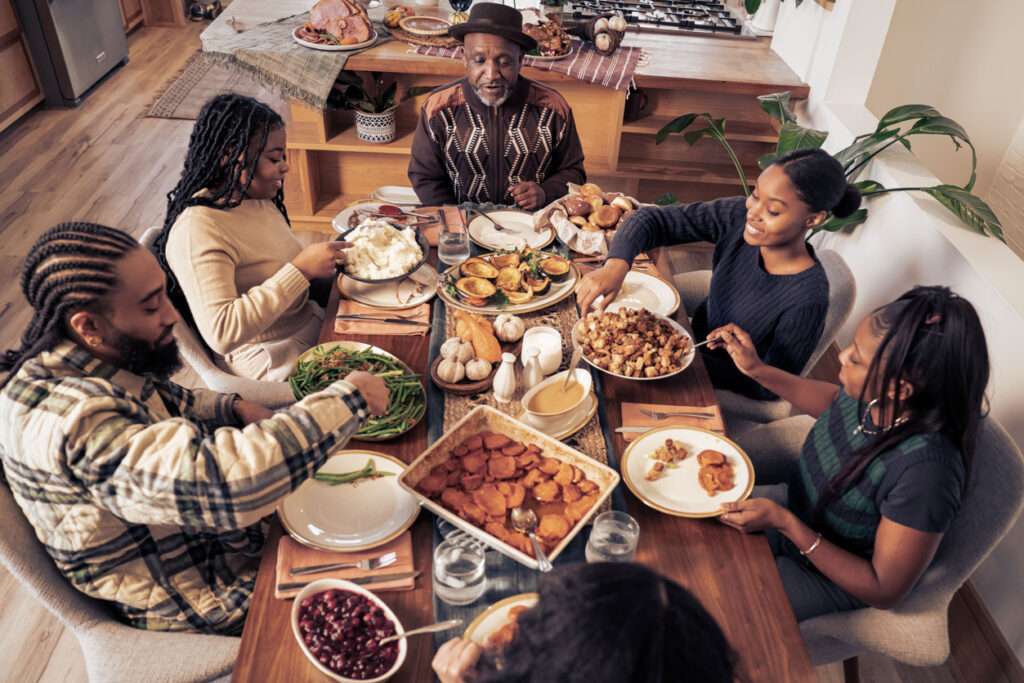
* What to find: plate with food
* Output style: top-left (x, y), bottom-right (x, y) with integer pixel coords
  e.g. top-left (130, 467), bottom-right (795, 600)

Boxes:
top-left (400, 405), bottom-right (619, 570)
top-left (338, 264), bottom-right (438, 310)
top-left (620, 427), bottom-right (754, 518)
top-left (572, 307), bottom-right (694, 380)
top-left (467, 210), bottom-right (555, 251)
top-left (293, 0), bottom-right (377, 51)
top-left (464, 593), bottom-right (539, 649)
top-left (338, 220), bottom-right (430, 284)
top-left (438, 249), bottom-right (577, 316)
top-left (523, 17), bottom-right (574, 60)
top-left (596, 271), bottom-right (680, 318)
top-left (333, 201), bottom-right (436, 233)
top-left (290, 341), bottom-right (426, 441)
top-left (398, 15), bottom-right (451, 36)
top-left (280, 450), bottom-right (420, 551)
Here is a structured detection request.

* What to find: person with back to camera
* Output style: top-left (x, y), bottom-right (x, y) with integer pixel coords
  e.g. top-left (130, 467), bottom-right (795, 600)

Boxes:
top-left (576, 148), bottom-right (862, 401)
top-left (431, 562), bottom-right (736, 683)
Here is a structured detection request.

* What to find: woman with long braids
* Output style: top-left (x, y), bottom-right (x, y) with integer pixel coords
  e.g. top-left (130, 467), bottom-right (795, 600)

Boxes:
top-left (153, 93), bottom-right (348, 382)
top-left (576, 148), bottom-right (861, 400)
top-left (0, 223), bottom-right (387, 633)
top-left (709, 286), bottom-right (989, 620)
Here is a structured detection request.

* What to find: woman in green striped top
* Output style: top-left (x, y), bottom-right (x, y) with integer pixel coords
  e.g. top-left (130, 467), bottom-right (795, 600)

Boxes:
top-left (709, 286), bottom-right (989, 620)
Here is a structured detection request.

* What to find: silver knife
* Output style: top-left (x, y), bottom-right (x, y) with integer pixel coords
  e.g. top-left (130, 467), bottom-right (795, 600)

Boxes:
top-left (336, 315), bottom-right (428, 327)
top-left (277, 570), bottom-right (420, 593)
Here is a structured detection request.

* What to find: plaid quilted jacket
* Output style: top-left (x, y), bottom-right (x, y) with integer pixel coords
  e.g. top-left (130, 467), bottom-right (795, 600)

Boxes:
top-left (0, 341), bottom-right (367, 634)
top-left (408, 78), bottom-right (586, 206)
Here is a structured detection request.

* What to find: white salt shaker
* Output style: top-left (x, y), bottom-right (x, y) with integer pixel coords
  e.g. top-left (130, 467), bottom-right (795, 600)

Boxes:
top-left (492, 352), bottom-right (518, 404)
top-left (521, 348), bottom-right (544, 392)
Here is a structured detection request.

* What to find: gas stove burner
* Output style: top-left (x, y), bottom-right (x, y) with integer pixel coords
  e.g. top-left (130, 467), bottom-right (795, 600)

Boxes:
top-left (565, 0), bottom-right (752, 38)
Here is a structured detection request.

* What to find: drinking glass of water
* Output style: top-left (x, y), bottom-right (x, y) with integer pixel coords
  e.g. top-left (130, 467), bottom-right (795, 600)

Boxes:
top-left (585, 511), bottom-right (639, 563)
top-left (433, 538), bottom-right (487, 605)
top-left (438, 226), bottom-right (471, 266)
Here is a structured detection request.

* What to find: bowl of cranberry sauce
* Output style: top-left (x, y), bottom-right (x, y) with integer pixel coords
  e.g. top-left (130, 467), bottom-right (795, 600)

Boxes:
top-left (291, 579), bottom-right (407, 681)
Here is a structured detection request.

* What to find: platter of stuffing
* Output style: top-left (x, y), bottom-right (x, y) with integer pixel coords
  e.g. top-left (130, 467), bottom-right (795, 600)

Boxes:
top-left (339, 219), bottom-right (429, 284)
top-left (572, 307), bottom-right (694, 380)
top-left (619, 427), bottom-right (754, 517)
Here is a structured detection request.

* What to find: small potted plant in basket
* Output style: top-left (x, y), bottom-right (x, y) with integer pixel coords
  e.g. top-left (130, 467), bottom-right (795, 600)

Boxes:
top-left (333, 71), bottom-right (398, 144)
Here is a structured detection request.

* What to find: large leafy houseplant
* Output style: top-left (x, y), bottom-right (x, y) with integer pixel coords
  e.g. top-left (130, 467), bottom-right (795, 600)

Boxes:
top-left (332, 71), bottom-right (398, 113)
top-left (655, 92), bottom-right (1004, 241)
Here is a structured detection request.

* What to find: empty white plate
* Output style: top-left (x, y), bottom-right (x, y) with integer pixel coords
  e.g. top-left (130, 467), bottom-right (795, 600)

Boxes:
top-left (467, 210), bottom-right (554, 251)
top-left (620, 426), bottom-right (754, 518)
top-left (600, 271), bottom-right (680, 317)
top-left (372, 186), bottom-right (421, 207)
top-left (338, 264), bottom-right (438, 310)
top-left (279, 451), bottom-right (420, 552)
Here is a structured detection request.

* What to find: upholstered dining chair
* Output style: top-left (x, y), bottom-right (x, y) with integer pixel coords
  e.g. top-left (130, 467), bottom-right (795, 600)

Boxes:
top-left (138, 228), bottom-right (296, 408)
top-left (800, 418), bottom-right (1024, 681)
top-left (0, 481), bottom-right (239, 682)
top-left (671, 249), bottom-right (856, 423)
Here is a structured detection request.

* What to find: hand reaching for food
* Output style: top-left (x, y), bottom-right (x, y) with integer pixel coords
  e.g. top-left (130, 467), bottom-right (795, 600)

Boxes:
top-left (707, 323), bottom-right (763, 377)
top-left (575, 258), bottom-right (630, 315)
top-left (432, 638), bottom-right (483, 683)
top-left (343, 370), bottom-right (390, 416)
top-left (291, 240), bottom-right (351, 281)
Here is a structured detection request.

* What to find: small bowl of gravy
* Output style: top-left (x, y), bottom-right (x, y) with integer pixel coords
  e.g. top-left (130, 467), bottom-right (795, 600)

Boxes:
top-left (520, 368), bottom-right (593, 428)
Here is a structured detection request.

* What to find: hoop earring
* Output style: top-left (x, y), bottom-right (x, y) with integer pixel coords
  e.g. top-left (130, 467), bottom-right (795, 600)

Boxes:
top-left (855, 398), bottom-right (909, 436)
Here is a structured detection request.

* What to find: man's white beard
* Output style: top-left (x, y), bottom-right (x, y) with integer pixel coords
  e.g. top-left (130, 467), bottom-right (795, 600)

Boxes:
top-left (475, 86), bottom-right (511, 108)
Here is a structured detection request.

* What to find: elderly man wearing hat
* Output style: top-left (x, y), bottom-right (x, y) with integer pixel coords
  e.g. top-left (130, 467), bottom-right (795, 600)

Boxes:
top-left (408, 2), bottom-right (586, 210)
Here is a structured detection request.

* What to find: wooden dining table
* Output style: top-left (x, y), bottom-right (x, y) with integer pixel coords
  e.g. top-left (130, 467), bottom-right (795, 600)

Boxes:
top-left (232, 253), bottom-right (817, 682)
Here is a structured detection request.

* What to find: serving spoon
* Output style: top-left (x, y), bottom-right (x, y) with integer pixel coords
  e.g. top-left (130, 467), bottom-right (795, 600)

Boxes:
top-left (510, 507), bottom-right (553, 572)
top-left (378, 618), bottom-right (464, 646)
top-left (562, 345), bottom-right (583, 391)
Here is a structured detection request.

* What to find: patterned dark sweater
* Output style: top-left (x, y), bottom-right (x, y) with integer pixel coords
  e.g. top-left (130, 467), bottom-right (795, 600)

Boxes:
top-left (408, 78), bottom-right (586, 206)
top-left (607, 196), bottom-right (829, 400)
top-left (790, 391), bottom-right (964, 558)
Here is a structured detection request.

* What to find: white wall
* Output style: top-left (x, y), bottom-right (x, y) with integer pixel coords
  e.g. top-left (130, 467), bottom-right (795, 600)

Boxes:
top-left (987, 119), bottom-right (1024, 259)
top-left (772, 0), bottom-right (1024, 663)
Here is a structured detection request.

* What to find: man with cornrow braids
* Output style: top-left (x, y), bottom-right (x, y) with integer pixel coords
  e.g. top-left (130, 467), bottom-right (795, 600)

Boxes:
top-left (0, 222), bottom-right (389, 634)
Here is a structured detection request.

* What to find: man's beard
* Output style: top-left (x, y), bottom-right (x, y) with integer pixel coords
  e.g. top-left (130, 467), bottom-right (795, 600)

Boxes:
top-left (114, 331), bottom-right (182, 379)
top-left (474, 83), bottom-right (512, 107)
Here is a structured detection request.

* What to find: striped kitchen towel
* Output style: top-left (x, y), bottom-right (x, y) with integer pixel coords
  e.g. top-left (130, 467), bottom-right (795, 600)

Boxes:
top-left (412, 41), bottom-right (642, 91)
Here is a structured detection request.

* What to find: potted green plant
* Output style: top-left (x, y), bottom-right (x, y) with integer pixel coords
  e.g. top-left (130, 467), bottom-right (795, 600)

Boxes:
top-left (655, 92), bottom-right (1004, 241)
top-left (335, 71), bottom-right (399, 144)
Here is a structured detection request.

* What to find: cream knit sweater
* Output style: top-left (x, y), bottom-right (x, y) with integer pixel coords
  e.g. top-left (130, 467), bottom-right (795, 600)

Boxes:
top-left (165, 199), bottom-right (314, 358)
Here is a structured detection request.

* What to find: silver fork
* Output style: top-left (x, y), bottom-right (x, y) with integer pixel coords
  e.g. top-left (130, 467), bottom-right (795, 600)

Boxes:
top-left (289, 551), bottom-right (398, 576)
top-left (639, 407), bottom-right (717, 421)
top-left (470, 207), bottom-right (508, 232)
top-left (337, 311), bottom-right (422, 320)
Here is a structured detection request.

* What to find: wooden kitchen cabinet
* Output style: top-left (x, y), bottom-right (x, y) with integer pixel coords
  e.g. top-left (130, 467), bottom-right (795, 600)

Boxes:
top-left (118, 0), bottom-right (144, 32)
top-left (0, 0), bottom-right (43, 134)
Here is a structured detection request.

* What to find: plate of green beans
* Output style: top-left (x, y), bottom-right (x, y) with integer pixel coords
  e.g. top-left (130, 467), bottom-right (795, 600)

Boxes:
top-left (290, 342), bottom-right (426, 442)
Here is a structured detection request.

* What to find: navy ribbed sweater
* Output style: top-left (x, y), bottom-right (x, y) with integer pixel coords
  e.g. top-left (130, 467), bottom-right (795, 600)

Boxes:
top-left (607, 196), bottom-right (829, 400)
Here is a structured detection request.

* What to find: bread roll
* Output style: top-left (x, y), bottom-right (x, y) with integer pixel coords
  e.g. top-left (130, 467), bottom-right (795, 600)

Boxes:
top-left (587, 196), bottom-right (605, 213)
top-left (611, 196), bottom-right (635, 211)
top-left (563, 196), bottom-right (593, 217)
top-left (593, 204), bottom-right (622, 229)
top-left (570, 215), bottom-right (589, 227)
top-left (583, 219), bottom-right (603, 232)
top-left (580, 183), bottom-right (604, 197)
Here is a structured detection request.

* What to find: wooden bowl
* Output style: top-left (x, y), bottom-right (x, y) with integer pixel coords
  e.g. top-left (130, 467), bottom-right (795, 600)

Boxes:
top-left (430, 355), bottom-right (495, 396)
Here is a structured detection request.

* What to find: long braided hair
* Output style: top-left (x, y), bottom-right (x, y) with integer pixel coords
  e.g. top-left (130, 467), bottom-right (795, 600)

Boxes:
top-left (811, 286), bottom-right (989, 523)
top-left (0, 222), bottom-right (139, 389)
top-left (151, 94), bottom-right (287, 331)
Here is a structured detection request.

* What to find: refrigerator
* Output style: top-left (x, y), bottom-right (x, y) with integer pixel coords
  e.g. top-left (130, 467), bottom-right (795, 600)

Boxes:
top-left (12, 0), bottom-right (129, 107)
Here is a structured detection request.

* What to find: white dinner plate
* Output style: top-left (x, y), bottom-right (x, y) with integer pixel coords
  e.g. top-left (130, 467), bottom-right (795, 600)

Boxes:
top-left (467, 210), bottom-right (555, 251)
top-left (279, 451), bottom-right (420, 552)
top-left (338, 263), bottom-right (438, 310)
top-left (598, 271), bottom-right (680, 317)
top-left (464, 593), bottom-right (539, 647)
top-left (620, 426), bottom-right (755, 518)
top-left (372, 186), bottom-right (421, 207)
top-left (291, 27), bottom-right (377, 52)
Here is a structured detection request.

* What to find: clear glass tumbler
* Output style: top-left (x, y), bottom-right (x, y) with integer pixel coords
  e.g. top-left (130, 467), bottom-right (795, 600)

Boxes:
top-left (585, 511), bottom-right (640, 563)
top-left (433, 538), bottom-right (487, 605)
top-left (438, 228), bottom-right (471, 266)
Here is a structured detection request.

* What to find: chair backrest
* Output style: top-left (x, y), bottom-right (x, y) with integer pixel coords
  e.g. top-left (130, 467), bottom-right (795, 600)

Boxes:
top-left (0, 480), bottom-right (109, 632)
top-left (900, 418), bottom-right (1024, 612)
top-left (801, 249), bottom-right (856, 376)
top-left (138, 228), bottom-right (295, 407)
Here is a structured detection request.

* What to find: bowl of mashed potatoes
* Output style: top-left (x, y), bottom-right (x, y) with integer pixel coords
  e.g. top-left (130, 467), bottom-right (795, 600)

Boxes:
top-left (340, 220), bottom-right (429, 284)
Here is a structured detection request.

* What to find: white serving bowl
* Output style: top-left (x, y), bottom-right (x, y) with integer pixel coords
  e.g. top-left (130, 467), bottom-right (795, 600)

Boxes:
top-left (291, 579), bottom-right (407, 682)
top-left (520, 368), bottom-right (593, 429)
top-left (520, 325), bottom-right (563, 375)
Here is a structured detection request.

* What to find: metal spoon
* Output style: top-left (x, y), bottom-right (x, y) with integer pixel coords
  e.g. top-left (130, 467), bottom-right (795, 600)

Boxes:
top-left (562, 345), bottom-right (583, 391)
top-left (510, 507), bottom-right (553, 572)
top-left (378, 618), bottom-right (463, 646)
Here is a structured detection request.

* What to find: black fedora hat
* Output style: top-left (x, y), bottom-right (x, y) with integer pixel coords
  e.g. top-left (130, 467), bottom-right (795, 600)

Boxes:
top-left (449, 3), bottom-right (537, 52)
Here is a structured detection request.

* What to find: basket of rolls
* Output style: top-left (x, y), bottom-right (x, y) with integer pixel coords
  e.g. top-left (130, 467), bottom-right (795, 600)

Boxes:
top-left (533, 183), bottom-right (640, 256)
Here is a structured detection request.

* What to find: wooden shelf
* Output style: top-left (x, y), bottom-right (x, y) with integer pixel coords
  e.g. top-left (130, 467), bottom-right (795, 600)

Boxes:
top-left (288, 120), bottom-right (416, 154)
top-left (621, 115), bottom-right (778, 143)
top-left (617, 157), bottom-right (758, 186)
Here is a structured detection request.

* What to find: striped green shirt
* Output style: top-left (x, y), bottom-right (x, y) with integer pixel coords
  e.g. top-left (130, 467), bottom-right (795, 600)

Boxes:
top-left (790, 391), bottom-right (964, 557)
top-left (0, 341), bottom-right (367, 633)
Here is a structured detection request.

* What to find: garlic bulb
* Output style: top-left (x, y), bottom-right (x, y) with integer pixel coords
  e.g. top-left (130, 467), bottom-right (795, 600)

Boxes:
top-left (437, 358), bottom-right (466, 383)
top-left (465, 358), bottom-right (492, 381)
top-left (493, 314), bottom-right (525, 343)
top-left (595, 32), bottom-right (612, 52)
top-left (609, 15), bottom-right (627, 32)
top-left (594, 17), bottom-right (609, 33)
top-left (441, 337), bottom-right (474, 363)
